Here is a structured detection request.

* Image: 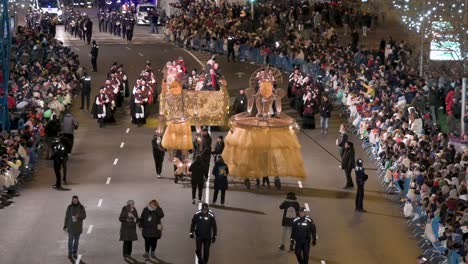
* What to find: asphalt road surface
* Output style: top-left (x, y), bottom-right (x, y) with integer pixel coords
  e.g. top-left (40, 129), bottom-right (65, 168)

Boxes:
top-left (0, 7), bottom-right (421, 264)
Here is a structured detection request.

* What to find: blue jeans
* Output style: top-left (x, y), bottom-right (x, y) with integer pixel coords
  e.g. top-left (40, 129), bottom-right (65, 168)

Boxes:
top-left (320, 117), bottom-right (329, 130)
top-left (68, 233), bottom-right (80, 254)
top-left (151, 23), bottom-right (158, 33)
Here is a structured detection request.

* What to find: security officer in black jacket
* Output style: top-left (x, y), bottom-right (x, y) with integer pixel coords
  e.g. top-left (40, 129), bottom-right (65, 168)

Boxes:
top-left (90, 40), bottom-right (99, 72)
top-left (226, 34), bottom-right (236, 62)
top-left (80, 72), bottom-right (92, 110)
top-left (355, 159), bottom-right (368, 212)
top-left (151, 132), bottom-right (165, 178)
top-left (291, 208), bottom-right (317, 264)
top-left (190, 203), bottom-right (217, 264)
top-left (50, 138), bottom-right (67, 189)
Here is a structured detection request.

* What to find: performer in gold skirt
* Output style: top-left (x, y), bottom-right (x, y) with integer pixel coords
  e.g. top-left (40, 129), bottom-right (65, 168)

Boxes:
top-left (222, 67), bottom-right (306, 186)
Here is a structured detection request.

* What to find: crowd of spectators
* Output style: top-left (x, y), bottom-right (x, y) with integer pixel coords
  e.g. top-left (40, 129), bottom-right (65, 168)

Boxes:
top-left (166, 0), bottom-right (468, 262)
top-left (0, 14), bottom-right (83, 207)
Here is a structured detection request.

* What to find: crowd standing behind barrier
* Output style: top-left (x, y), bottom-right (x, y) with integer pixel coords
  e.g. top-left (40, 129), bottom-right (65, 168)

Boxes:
top-left (0, 12), bottom-right (83, 207)
top-left (166, 1), bottom-right (468, 263)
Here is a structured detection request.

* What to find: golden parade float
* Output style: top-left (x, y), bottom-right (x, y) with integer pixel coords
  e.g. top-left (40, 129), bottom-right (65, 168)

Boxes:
top-left (158, 59), bottom-right (229, 183)
top-left (222, 66), bottom-right (306, 189)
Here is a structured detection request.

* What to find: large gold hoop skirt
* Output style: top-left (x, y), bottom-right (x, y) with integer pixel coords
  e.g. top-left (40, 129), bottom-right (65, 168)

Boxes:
top-left (162, 121), bottom-right (193, 150)
top-left (222, 115), bottom-right (305, 179)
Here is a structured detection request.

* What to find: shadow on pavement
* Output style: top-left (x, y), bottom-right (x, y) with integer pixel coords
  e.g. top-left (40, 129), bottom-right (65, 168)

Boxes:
top-left (55, 187), bottom-right (72, 191)
top-left (126, 256), bottom-right (143, 264)
top-left (359, 210), bottom-right (403, 220)
top-left (68, 256), bottom-right (87, 264)
top-left (210, 204), bottom-right (266, 215)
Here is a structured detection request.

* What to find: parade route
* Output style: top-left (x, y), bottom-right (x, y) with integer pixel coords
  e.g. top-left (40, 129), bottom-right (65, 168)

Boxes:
top-left (0, 11), bottom-right (421, 264)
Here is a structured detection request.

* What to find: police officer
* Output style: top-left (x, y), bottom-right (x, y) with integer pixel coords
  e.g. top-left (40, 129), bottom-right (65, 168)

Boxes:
top-left (98, 9), bottom-right (105, 32)
top-left (126, 16), bottom-right (135, 41)
top-left (190, 203), bottom-right (217, 264)
top-left (151, 132), bottom-right (165, 178)
top-left (226, 34), bottom-right (236, 62)
top-left (80, 72), bottom-right (92, 110)
top-left (355, 159), bottom-right (368, 212)
top-left (50, 138), bottom-right (67, 189)
top-left (291, 208), bottom-right (317, 264)
top-left (90, 40), bottom-right (99, 72)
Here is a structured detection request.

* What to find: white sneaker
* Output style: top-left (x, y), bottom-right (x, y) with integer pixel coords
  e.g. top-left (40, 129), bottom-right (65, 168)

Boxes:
top-left (157, 174), bottom-right (161, 178)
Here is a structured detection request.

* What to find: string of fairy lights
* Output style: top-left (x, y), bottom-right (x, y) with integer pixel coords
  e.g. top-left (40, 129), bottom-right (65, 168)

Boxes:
top-left (392, 0), bottom-right (465, 35)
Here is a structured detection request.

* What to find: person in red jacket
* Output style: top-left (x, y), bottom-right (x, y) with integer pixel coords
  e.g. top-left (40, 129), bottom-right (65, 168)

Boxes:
top-left (445, 88), bottom-right (455, 116)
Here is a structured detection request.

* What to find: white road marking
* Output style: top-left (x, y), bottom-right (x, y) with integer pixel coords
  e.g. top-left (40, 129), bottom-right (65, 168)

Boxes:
top-left (126, 128), bottom-right (130, 133)
top-left (120, 142), bottom-right (125, 148)
top-left (87, 225), bottom-right (94, 234)
top-left (73, 47), bottom-right (80, 51)
top-left (304, 203), bottom-right (310, 212)
top-left (97, 199), bottom-right (103, 207)
top-left (88, 54), bottom-right (92, 58)
top-left (298, 181), bottom-right (303, 188)
top-left (106, 177), bottom-right (111, 184)
top-left (138, 52), bottom-right (144, 57)
top-left (113, 158), bottom-right (119, 165)
top-left (126, 46), bottom-right (131, 50)
top-left (321, 261), bottom-right (326, 264)
top-left (183, 49), bottom-right (204, 67)
top-left (75, 254), bottom-right (82, 264)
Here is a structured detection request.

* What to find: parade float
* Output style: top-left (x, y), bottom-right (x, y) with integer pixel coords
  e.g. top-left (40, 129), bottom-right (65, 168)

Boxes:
top-left (222, 66), bottom-right (305, 188)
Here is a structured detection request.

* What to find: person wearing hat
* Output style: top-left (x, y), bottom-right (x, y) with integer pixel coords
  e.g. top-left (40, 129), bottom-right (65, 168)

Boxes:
top-left (279, 192), bottom-right (300, 251)
top-left (63, 195), bottom-right (86, 259)
top-left (290, 207), bottom-right (316, 264)
top-left (151, 131), bottom-right (166, 178)
top-left (119, 200), bottom-right (139, 259)
top-left (355, 158), bottom-right (368, 212)
top-left (50, 137), bottom-right (67, 188)
top-left (212, 156), bottom-right (229, 205)
top-left (190, 203), bottom-right (217, 264)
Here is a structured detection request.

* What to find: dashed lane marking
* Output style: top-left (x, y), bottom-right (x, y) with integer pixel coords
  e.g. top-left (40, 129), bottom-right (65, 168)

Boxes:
top-left (87, 225), bottom-right (94, 234)
top-left (304, 203), bottom-right (310, 212)
top-left (73, 47), bottom-right (80, 51)
top-left (97, 199), bottom-right (103, 207)
top-left (120, 142), bottom-right (125, 148)
top-left (106, 177), bottom-right (111, 184)
top-left (298, 181), bottom-right (303, 188)
top-left (113, 158), bottom-right (119, 165)
top-left (126, 128), bottom-right (130, 133)
top-left (75, 254), bottom-right (82, 264)
top-left (126, 46), bottom-right (131, 50)
top-left (138, 52), bottom-right (144, 57)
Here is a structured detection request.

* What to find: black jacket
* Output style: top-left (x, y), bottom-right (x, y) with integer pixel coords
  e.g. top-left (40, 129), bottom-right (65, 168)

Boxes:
top-left (189, 158), bottom-right (206, 184)
top-left (80, 75), bottom-right (91, 94)
top-left (212, 141), bottom-right (225, 155)
top-left (291, 216), bottom-right (317, 243)
top-left (212, 159), bottom-right (229, 190)
top-left (152, 136), bottom-right (165, 158)
top-left (91, 44), bottom-right (99, 59)
top-left (320, 101), bottom-right (332, 118)
top-left (337, 132), bottom-right (348, 148)
top-left (190, 210), bottom-right (217, 239)
top-left (279, 199), bottom-right (300, 226)
top-left (232, 94), bottom-right (247, 114)
top-left (341, 146), bottom-right (355, 171)
top-left (355, 166), bottom-right (368, 185)
top-left (139, 206), bottom-right (164, 238)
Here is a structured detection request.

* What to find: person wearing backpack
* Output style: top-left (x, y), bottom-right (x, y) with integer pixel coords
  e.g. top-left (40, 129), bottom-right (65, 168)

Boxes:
top-left (212, 156), bottom-right (229, 205)
top-left (355, 159), bottom-right (369, 212)
top-left (278, 192), bottom-right (300, 251)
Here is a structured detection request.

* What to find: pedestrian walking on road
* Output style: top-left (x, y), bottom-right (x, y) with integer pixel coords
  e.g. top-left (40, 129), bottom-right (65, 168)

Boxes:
top-left (152, 132), bottom-right (166, 178)
top-left (190, 203), bottom-right (217, 264)
top-left (211, 136), bottom-right (224, 162)
top-left (336, 124), bottom-right (348, 161)
top-left (355, 159), bottom-right (368, 212)
top-left (119, 200), bottom-right (139, 259)
top-left (90, 40), bottom-right (99, 72)
top-left (341, 141), bottom-right (356, 189)
top-left (212, 156), bottom-right (229, 205)
top-left (139, 200), bottom-right (164, 259)
top-left (279, 192), bottom-right (300, 251)
top-left (62, 111), bottom-right (79, 153)
top-left (63, 195), bottom-right (86, 259)
top-left (84, 18), bottom-right (93, 45)
top-left (319, 96), bottom-right (332, 135)
top-left (189, 155), bottom-right (205, 204)
top-left (290, 208), bottom-right (317, 264)
top-left (51, 138), bottom-right (67, 188)
top-left (80, 72), bottom-right (92, 110)
top-left (200, 128), bottom-right (212, 181)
